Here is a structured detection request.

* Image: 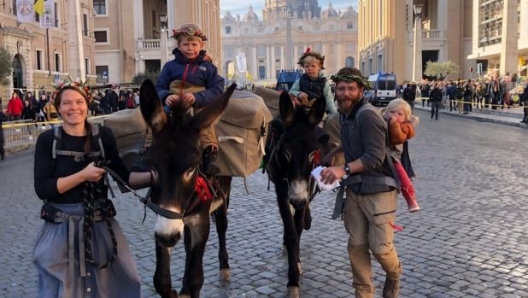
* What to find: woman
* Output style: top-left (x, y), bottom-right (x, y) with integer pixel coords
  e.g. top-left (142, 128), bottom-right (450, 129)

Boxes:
top-left (33, 83), bottom-right (151, 297)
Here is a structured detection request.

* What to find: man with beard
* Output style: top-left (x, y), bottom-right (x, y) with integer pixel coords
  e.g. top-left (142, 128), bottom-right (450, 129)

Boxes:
top-left (321, 67), bottom-right (401, 298)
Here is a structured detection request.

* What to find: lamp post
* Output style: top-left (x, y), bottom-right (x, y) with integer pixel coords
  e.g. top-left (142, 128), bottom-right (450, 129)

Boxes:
top-left (412, 4), bottom-right (423, 83)
top-left (285, 8), bottom-right (294, 70)
top-left (159, 14), bottom-right (169, 67)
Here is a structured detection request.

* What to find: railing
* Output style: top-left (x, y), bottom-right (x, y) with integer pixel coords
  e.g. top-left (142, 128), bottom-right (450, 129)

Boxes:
top-left (421, 29), bottom-right (444, 40)
top-left (2, 116), bottom-right (107, 149)
top-left (137, 39), bottom-right (161, 49)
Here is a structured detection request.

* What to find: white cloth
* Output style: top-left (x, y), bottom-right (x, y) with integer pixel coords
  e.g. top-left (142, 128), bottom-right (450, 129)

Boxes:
top-left (311, 166), bottom-right (341, 191)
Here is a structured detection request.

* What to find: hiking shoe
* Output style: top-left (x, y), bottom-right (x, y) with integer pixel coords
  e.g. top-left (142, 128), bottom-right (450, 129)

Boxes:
top-left (382, 278), bottom-right (400, 298)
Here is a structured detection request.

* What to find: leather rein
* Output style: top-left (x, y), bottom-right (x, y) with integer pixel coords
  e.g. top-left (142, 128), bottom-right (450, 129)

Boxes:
top-left (99, 164), bottom-right (215, 220)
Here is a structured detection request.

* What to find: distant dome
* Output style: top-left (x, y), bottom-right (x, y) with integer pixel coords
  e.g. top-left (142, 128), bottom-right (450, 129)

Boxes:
top-left (223, 11), bottom-right (235, 22)
top-left (341, 6), bottom-right (357, 18)
top-left (322, 3), bottom-right (338, 18)
top-left (242, 5), bottom-right (259, 22)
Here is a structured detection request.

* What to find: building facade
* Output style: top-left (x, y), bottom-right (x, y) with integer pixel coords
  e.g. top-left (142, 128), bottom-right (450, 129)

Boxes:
top-left (358, 0), bottom-right (475, 82)
top-left (93, 0), bottom-right (222, 85)
top-left (0, 0), bottom-right (96, 103)
top-left (468, 0), bottom-right (527, 77)
top-left (359, 0), bottom-right (528, 82)
top-left (221, 1), bottom-right (358, 84)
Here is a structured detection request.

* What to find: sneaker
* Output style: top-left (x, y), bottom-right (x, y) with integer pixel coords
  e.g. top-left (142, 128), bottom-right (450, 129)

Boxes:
top-left (382, 278), bottom-right (400, 298)
top-left (408, 204), bottom-right (420, 213)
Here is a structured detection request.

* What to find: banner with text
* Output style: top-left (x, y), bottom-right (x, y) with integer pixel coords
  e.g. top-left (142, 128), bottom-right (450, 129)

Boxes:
top-left (16, 0), bottom-right (34, 23)
top-left (40, 0), bottom-right (56, 28)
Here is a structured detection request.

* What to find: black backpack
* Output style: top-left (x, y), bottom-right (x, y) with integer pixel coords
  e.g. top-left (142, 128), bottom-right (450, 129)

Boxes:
top-left (456, 87), bottom-right (464, 99)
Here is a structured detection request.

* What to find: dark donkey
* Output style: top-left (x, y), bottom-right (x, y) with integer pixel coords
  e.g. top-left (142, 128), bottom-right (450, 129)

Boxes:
top-left (266, 92), bottom-right (326, 298)
top-left (139, 79), bottom-right (236, 298)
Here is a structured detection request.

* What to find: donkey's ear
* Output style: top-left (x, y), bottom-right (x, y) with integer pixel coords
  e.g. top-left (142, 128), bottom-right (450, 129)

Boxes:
top-left (279, 92), bottom-right (295, 126)
top-left (139, 79), bottom-right (167, 133)
top-left (192, 83), bottom-right (236, 131)
top-left (307, 96), bottom-right (326, 127)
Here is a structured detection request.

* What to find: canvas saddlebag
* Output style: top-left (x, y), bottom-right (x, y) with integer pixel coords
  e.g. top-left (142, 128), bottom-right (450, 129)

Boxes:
top-left (216, 91), bottom-right (273, 177)
top-left (103, 108), bottom-right (149, 192)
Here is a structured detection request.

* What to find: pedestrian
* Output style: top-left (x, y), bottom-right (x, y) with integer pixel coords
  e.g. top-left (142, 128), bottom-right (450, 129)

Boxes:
top-left (520, 81), bottom-right (528, 123)
top-left (429, 83), bottom-right (443, 120)
top-left (382, 99), bottom-right (420, 212)
top-left (33, 82), bottom-right (152, 297)
top-left (446, 81), bottom-right (457, 111)
top-left (402, 82), bottom-right (416, 111)
top-left (321, 67), bottom-right (402, 298)
top-left (0, 106), bottom-right (7, 160)
top-left (6, 92), bottom-right (23, 121)
top-left (156, 23), bottom-right (225, 176)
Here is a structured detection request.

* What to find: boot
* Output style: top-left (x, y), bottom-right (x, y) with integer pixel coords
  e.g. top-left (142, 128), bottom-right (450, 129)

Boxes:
top-left (382, 277), bottom-right (400, 298)
top-left (202, 145), bottom-right (220, 176)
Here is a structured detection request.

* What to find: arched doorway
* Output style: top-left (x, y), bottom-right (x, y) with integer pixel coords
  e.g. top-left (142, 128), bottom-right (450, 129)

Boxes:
top-left (12, 54), bottom-right (24, 89)
top-left (225, 60), bottom-right (234, 82)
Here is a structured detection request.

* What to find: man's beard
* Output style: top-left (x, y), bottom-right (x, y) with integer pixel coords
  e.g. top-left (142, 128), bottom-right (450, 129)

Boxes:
top-left (337, 97), bottom-right (360, 115)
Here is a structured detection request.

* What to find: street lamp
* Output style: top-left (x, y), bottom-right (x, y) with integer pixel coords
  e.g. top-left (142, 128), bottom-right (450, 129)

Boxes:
top-left (159, 14), bottom-right (169, 67)
top-left (285, 7), bottom-right (297, 70)
top-left (412, 4), bottom-right (423, 83)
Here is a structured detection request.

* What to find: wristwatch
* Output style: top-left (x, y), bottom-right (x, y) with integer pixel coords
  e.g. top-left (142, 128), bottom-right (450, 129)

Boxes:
top-left (344, 164), bottom-right (351, 176)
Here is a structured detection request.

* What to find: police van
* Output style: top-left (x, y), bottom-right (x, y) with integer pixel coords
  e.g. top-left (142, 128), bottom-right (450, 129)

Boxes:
top-left (363, 72), bottom-right (398, 105)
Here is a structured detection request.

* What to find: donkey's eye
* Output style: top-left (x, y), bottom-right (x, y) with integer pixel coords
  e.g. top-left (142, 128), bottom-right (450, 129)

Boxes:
top-left (183, 167), bottom-right (197, 182)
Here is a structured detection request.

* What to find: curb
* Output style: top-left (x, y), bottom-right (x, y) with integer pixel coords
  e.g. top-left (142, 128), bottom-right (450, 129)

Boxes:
top-left (413, 105), bottom-right (528, 129)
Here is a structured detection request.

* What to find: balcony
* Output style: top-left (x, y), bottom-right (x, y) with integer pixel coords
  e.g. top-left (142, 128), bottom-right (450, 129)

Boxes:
top-left (421, 29), bottom-right (444, 40)
top-left (136, 38), bottom-right (172, 60)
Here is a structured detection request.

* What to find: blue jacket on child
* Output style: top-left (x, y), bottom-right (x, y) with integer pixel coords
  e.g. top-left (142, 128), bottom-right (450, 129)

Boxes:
top-left (156, 48), bottom-right (225, 108)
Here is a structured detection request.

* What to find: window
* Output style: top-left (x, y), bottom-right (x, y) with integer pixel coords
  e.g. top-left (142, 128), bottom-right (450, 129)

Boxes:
top-left (93, 0), bottom-right (106, 15)
top-left (345, 57), bottom-right (355, 68)
top-left (258, 66), bottom-right (266, 79)
top-left (11, 0), bottom-right (16, 16)
top-left (36, 50), bottom-right (43, 70)
top-left (258, 45), bottom-right (266, 58)
top-left (96, 65), bottom-right (109, 83)
top-left (244, 28), bottom-right (249, 34)
top-left (347, 23), bottom-right (354, 29)
top-left (85, 59), bottom-right (90, 75)
top-left (83, 14), bottom-right (88, 36)
top-left (54, 2), bottom-right (58, 27)
top-left (225, 26), bottom-right (232, 34)
top-left (35, 11), bottom-right (40, 22)
top-left (55, 53), bottom-right (61, 72)
top-left (94, 30), bottom-right (108, 43)
top-left (377, 54), bottom-right (382, 72)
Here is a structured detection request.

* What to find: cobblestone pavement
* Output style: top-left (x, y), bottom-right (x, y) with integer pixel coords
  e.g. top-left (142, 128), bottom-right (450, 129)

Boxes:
top-left (1, 109), bottom-right (528, 298)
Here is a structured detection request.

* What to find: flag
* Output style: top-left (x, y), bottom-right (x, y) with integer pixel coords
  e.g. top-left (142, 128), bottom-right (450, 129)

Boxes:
top-left (33, 0), bottom-right (44, 16)
top-left (16, 0), bottom-right (35, 23)
top-left (40, 0), bottom-right (56, 28)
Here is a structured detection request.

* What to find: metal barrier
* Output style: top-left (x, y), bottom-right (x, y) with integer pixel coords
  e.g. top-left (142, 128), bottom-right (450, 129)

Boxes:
top-left (2, 116), bottom-right (108, 149)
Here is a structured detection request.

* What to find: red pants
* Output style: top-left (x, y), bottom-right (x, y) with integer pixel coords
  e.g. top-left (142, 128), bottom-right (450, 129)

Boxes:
top-left (394, 161), bottom-right (418, 209)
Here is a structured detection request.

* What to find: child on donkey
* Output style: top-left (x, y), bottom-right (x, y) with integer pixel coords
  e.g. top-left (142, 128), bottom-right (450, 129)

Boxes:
top-left (267, 49), bottom-right (337, 153)
top-left (382, 99), bottom-right (421, 212)
top-left (156, 23), bottom-right (225, 176)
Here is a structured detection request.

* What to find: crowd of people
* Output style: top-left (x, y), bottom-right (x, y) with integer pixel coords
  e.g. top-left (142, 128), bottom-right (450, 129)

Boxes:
top-left (398, 73), bottom-right (528, 122)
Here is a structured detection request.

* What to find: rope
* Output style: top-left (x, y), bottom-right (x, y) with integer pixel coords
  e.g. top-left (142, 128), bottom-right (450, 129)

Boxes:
top-left (82, 181), bottom-right (118, 269)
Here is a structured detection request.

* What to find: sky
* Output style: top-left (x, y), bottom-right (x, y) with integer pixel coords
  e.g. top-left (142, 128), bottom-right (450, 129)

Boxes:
top-left (220, 0), bottom-right (358, 19)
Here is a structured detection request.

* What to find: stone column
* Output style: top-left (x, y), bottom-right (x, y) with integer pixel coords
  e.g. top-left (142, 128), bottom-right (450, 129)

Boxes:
top-left (500, 0), bottom-right (518, 76)
top-left (412, 4), bottom-right (423, 83)
top-left (252, 47), bottom-right (258, 79)
top-left (67, 0), bottom-right (86, 80)
top-left (270, 45), bottom-right (276, 77)
top-left (521, 0), bottom-right (528, 39)
top-left (280, 46), bottom-right (285, 70)
top-left (266, 46), bottom-right (271, 79)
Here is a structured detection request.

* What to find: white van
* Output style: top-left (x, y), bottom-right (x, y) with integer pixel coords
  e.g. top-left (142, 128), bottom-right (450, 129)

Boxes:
top-left (363, 72), bottom-right (398, 105)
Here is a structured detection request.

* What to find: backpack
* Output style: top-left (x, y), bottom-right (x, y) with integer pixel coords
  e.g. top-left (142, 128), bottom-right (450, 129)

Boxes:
top-left (332, 104), bottom-right (400, 219)
top-left (52, 123), bottom-right (105, 162)
top-left (52, 124), bottom-right (115, 197)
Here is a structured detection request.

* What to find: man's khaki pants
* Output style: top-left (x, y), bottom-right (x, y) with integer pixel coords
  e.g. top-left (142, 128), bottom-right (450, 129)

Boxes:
top-left (344, 188), bottom-right (401, 298)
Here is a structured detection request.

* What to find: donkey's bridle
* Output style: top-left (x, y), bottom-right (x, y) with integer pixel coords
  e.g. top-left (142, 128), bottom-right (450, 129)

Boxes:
top-left (101, 165), bottom-right (207, 220)
top-left (268, 140), bottom-right (320, 202)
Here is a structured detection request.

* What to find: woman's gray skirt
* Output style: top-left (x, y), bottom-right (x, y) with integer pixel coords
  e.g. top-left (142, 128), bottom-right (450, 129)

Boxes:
top-left (33, 202), bottom-right (141, 298)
